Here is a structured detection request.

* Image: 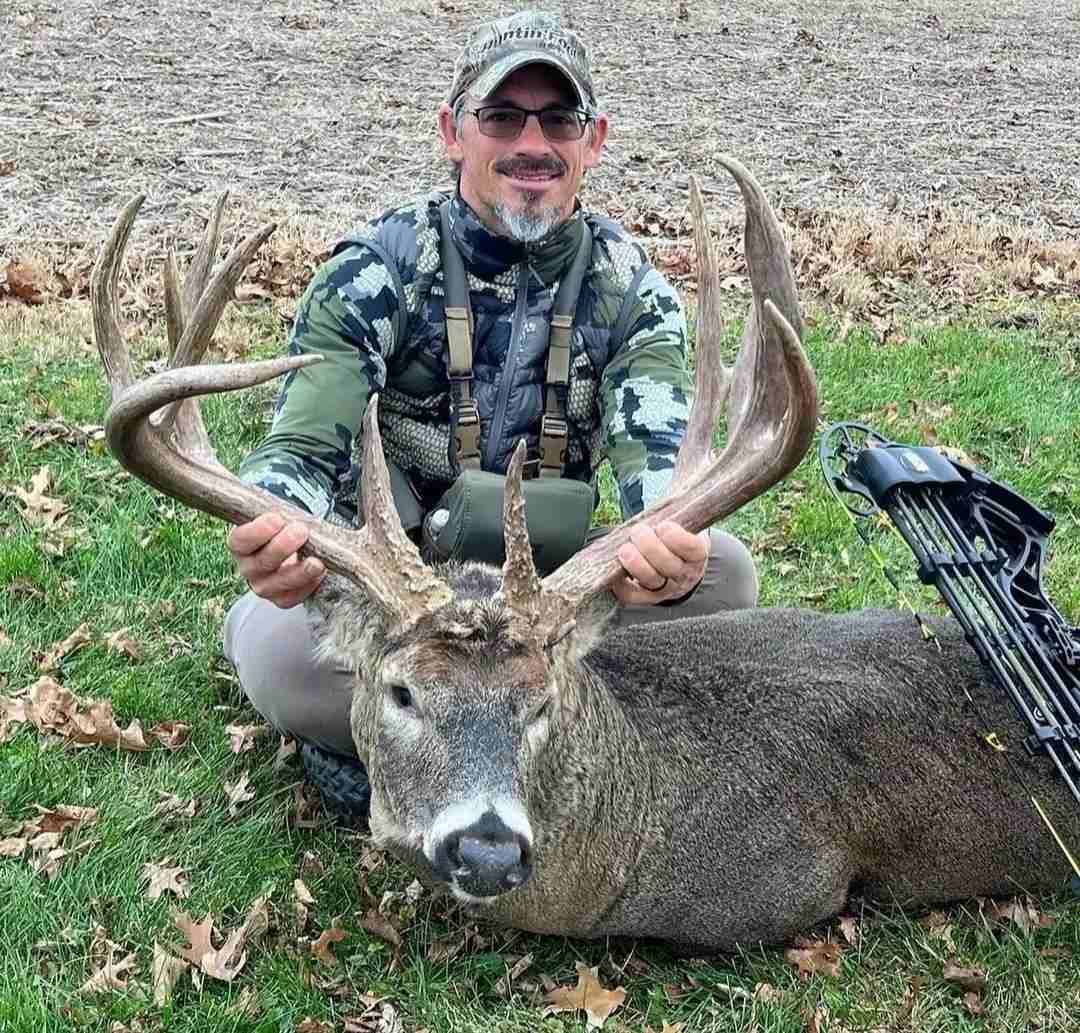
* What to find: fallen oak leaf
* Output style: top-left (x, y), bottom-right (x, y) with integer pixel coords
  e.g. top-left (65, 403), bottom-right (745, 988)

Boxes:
top-left (0, 693), bottom-right (29, 742)
top-left (294, 878), bottom-right (316, 905)
top-left (77, 951), bottom-right (139, 994)
top-left (173, 910), bottom-right (247, 983)
top-left (544, 961), bottom-right (627, 1029)
top-left (225, 722), bottom-right (268, 753)
top-left (10, 465), bottom-right (68, 529)
top-left (150, 791), bottom-right (198, 821)
top-left (942, 958), bottom-right (987, 994)
top-left (986, 896), bottom-right (1054, 934)
top-left (151, 720), bottom-right (192, 749)
top-left (359, 909), bottom-right (402, 952)
top-left (224, 771), bottom-right (255, 816)
top-left (784, 937), bottom-right (843, 979)
top-left (0, 836), bottom-right (27, 858)
top-left (312, 920), bottom-right (348, 964)
top-left (104, 628), bottom-right (143, 661)
top-left (152, 941), bottom-right (189, 1006)
top-left (143, 859), bottom-right (190, 900)
top-left (31, 804), bottom-right (98, 834)
top-left (39, 624), bottom-right (92, 672)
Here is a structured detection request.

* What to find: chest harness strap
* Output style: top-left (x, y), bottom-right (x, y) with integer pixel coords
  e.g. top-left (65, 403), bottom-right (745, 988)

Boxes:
top-left (439, 199), bottom-right (591, 478)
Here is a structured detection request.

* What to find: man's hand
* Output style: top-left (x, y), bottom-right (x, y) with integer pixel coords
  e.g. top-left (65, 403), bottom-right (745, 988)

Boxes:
top-left (612, 521), bottom-right (709, 607)
top-left (228, 512), bottom-right (325, 609)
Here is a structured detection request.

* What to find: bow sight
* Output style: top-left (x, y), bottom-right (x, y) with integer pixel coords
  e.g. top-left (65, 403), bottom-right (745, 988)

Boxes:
top-left (821, 421), bottom-right (1080, 883)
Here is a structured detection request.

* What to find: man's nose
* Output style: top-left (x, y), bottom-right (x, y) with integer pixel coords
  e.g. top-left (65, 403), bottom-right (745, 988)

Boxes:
top-left (514, 112), bottom-right (553, 151)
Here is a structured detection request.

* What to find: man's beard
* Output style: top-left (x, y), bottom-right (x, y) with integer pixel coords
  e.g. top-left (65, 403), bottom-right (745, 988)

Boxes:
top-left (492, 196), bottom-right (563, 243)
top-left (490, 156), bottom-right (568, 243)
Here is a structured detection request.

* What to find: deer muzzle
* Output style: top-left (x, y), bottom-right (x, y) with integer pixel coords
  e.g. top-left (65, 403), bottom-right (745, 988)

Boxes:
top-left (430, 808), bottom-right (533, 899)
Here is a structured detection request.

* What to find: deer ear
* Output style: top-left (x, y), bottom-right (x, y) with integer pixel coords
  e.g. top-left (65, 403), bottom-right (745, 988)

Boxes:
top-left (549, 591), bottom-right (619, 667)
top-left (305, 572), bottom-right (390, 674)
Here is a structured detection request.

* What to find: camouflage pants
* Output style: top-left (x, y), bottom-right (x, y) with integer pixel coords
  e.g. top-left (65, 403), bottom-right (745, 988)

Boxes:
top-left (223, 529), bottom-right (758, 757)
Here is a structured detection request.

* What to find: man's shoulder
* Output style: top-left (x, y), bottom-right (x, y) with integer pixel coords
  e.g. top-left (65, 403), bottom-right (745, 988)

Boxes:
top-left (334, 190), bottom-right (449, 262)
top-left (583, 210), bottom-right (650, 294)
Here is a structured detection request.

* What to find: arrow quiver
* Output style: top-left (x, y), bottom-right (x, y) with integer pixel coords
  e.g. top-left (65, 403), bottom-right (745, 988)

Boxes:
top-left (820, 421), bottom-right (1080, 883)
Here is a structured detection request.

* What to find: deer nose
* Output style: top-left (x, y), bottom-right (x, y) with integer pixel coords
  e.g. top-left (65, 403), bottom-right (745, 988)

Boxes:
top-left (432, 810), bottom-right (532, 897)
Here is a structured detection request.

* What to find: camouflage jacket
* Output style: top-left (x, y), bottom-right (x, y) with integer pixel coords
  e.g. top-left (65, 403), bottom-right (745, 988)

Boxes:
top-left (240, 191), bottom-right (691, 522)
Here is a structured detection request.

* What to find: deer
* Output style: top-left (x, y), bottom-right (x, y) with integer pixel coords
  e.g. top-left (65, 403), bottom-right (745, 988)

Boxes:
top-left (91, 159), bottom-right (1078, 953)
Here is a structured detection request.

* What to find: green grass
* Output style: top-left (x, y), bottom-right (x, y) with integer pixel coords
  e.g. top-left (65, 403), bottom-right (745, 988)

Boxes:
top-left (1, 301), bottom-right (1080, 1032)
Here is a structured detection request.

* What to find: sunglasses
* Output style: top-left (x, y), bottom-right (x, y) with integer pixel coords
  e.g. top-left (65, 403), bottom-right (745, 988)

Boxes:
top-left (470, 104), bottom-right (592, 142)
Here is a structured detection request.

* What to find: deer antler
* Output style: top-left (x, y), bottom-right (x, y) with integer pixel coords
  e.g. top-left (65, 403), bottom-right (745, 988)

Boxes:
top-left (525, 156), bottom-right (818, 644)
top-left (92, 195), bottom-right (451, 626)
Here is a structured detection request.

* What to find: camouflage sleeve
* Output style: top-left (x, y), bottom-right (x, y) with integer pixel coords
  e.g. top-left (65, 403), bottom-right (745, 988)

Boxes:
top-left (238, 244), bottom-right (400, 516)
top-left (598, 265), bottom-right (692, 518)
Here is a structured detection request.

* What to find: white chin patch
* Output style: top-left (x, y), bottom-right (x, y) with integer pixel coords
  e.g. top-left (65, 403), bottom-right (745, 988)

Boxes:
top-left (422, 794), bottom-right (533, 866)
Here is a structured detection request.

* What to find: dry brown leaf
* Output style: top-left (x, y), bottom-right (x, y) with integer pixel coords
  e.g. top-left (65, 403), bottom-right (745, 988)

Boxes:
top-left (291, 781), bottom-right (321, 827)
top-left (837, 914), bottom-right (859, 945)
top-left (942, 958), bottom-right (987, 994)
top-left (152, 941), bottom-right (189, 1006)
top-left (312, 921), bottom-right (348, 965)
top-left (0, 837), bottom-right (27, 858)
top-left (151, 720), bottom-right (192, 749)
top-left (10, 466), bottom-right (67, 530)
top-left (784, 938), bottom-right (843, 979)
top-left (32, 804), bottom-right (98, 834)
top-left (172, 910), bottom-right (247, 983)
top-left (804, 1003), bottom-right (829, 1033)
top-left (294, 878), bottom-right (316, 905)
top-left (986, 896), bottom-right (1054, 934)
top-left (494, 952), bottom-right (534, 998)
top-left (143, 859), bottom-right (190, 900)
top-left (920, 910), bottom-right (957, 953)
top-left (297, 1019), bottom-right (334, 1033)
top-left (77, 950), bottom-right (139, 995)
top-left (39, 624), bottom-right (91, 672)
top-left (359, 909), bottom-right (402, 951)
top-left (753, 982), bottom-right (788, 1005)
top-left (22, 676), bottom-right (154, 751)
top-left (225, 722), bottom-right (269, 753)
top-left (0, 693), bottom-right (29, 743)
top-left (224, 771), bottom-right (255, 816)
top-left (227, 985), bottom-right (261, 1017)
top-left (151, 792), bottom-right (198, 821)
top-left (104, 628), bottom-right (143, 661)
top-left (544, 961), bottom-right (627, 1029)
top-left (962, 991), bottom-right (987, 1017)
top-left (274, 735), bottom-right (299, 771)
top-left (4, 259), bottom-right (50, 304)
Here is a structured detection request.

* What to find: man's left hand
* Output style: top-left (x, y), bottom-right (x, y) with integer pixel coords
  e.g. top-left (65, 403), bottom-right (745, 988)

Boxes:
top-left (612, 521), bottom-right (709, 606)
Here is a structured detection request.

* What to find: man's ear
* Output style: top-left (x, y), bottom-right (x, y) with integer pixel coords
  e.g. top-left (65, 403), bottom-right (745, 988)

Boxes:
top-left (438, 102), bottom-right (465, 164)
top-left (582, 112), bottom-right (609, 171)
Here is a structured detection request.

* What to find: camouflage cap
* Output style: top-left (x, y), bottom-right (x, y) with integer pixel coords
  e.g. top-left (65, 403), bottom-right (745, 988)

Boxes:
top-left (448, 10), bottom-right (597, 114)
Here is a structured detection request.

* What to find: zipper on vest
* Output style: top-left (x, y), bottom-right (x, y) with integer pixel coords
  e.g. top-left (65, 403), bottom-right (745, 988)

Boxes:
top-left (483, 260), bottom-right (530, 471)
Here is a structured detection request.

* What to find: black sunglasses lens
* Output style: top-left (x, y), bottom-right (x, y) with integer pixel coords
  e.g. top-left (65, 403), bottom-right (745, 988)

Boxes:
top-left (477, 108), bottom-right (585, 141)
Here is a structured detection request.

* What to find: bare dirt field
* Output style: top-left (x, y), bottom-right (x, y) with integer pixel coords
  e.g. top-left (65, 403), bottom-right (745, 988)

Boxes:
top-left (1, 0), bottom-right (1078, 311)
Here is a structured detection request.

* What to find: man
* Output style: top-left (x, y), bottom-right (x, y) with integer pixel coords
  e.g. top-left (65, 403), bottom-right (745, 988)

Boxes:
top-left (223, 10), bottom-right (758, 815)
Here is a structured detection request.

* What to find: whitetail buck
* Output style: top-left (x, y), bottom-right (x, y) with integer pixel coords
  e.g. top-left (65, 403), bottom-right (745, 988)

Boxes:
top-left (92, 161), bottom-right (1077, 951)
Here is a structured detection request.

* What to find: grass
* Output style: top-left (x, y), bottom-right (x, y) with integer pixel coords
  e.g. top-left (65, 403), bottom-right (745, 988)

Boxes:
top-left (1, 298), bottom-right (1080, 1032)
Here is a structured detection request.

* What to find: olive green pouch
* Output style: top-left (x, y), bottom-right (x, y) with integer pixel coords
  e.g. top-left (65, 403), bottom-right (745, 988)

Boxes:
top-left (422, 470), bottom-right (594, 575)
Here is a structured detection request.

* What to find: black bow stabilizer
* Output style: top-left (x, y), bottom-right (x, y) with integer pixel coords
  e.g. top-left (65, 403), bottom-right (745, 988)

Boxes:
top-left (820, 421), bottom-right (1080, 811)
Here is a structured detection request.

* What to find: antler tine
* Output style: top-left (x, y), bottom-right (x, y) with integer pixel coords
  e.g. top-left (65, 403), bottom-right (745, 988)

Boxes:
top-left (496, 441), bottom-right (542, 618)
top-left (95, 195), bottom-right (452, 627)
top-left (358, 397), bottom-right (453, 617)
top-left (92, 194), bottom-right (145, 402)
top-left (535, 159), bottom-right (817, 641)
top-left (671, 175), bottom-right (732, 488)
top-left (181, 192), bottom-right (228, 325)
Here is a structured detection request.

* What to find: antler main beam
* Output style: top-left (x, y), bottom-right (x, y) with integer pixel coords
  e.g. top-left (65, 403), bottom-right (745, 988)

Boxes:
top-left (529, 156), bottom-right (818, 642)
top-left (92, 195), bottom-right (451, 625)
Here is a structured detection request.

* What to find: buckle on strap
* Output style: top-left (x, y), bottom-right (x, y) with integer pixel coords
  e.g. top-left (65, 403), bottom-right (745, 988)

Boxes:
top-left (539, 413), bottom-right (568, 477)
top-left (454, 396), bottom-right (481, 467)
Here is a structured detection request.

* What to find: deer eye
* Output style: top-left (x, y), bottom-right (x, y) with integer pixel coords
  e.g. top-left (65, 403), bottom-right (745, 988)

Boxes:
top-left (388, 684), bottom-right (414, 711)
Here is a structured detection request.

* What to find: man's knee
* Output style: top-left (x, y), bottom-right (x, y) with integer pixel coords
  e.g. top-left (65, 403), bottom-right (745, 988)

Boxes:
top-left (676, 529), bottom-right (758, 618)
top-left (223, 593), bottom-right (355, 754)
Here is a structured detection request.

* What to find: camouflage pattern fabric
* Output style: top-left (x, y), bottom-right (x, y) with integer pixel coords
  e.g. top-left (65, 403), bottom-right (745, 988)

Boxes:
top-left (239, 191), bottom-right (691, 522)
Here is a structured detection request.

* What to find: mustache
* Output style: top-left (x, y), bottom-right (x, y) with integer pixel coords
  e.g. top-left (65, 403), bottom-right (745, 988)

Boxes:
top-left (495, 157), bottom-right (566, 177)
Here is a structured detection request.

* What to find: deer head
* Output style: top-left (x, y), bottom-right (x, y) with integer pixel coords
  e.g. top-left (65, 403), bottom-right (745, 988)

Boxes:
top-left (93, 159), bottom-right (816, 901)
